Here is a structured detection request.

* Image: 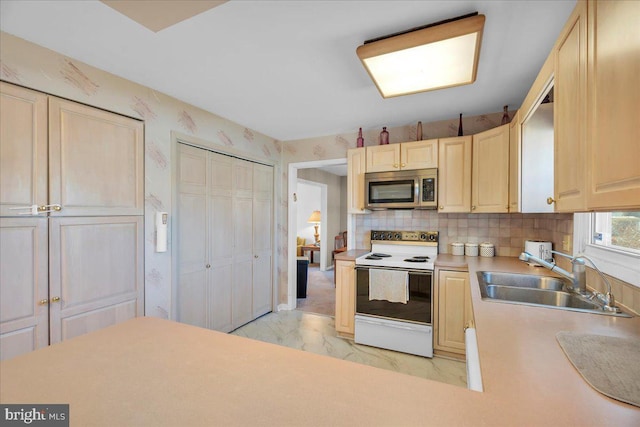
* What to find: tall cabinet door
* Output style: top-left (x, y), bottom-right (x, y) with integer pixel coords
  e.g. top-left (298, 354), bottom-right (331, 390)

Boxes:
top-left (471, 125), bottom-right (510, 213)
top-left (438, 136), bottom-right (472, 213)
top-left (48, 216), bottom-right (143, 344)
top-left (252, 163), bottom-right (273, 319)
top-left (586, 0), bottom-right (640, 209)
top-left (208, 152), bottom-right (234, 333)
top-left (0, 82), bottom-right (48, 216)
top-left (177, 144), bottom-right (209, 328)
top-left (0, 218), bottom-right (48, 360)
top-left (232, 159), bottom-right (254, 328)
top-left (48, 97), bottom-right (144, 216)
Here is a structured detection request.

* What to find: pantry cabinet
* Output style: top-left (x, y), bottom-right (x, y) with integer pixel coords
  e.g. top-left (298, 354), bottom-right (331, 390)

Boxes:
top-left (471, 124), bottom-right (510, 213)
top-left (0, 82), bottom-right (144, 360)
top-left (585, 0), bottom-right (640, 210)
top-left (335, 259), bottom-right (355, 338)
top-left (366, 139), bottom-right (438, 172)
top-left (347, 148), bottom-right (369, 214)
top-left (437, 136), bottom-right (472, 213)
top-left (554, 0), bottom-right (587, 212)
top-left (434, 269), bottom-right (473, 356)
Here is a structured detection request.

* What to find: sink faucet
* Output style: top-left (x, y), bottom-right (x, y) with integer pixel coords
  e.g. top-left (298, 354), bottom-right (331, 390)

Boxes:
top-left (518, 251), bottom-right (619, 312)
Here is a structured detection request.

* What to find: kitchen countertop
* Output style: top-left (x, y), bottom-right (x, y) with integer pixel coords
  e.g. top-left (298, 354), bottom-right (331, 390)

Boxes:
top-left (1, 255), bottom-right (638, 425)
top-left (334, 249), bottom-right (369, 261)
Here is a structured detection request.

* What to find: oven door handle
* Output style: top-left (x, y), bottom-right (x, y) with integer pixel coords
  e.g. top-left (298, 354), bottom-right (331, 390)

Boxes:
top-left (355, 265), bottom-right (433, 275)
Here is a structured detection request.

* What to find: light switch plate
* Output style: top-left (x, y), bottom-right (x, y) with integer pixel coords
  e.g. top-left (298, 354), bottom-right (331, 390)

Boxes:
top-left (562, 234), bottom-right (572, 252)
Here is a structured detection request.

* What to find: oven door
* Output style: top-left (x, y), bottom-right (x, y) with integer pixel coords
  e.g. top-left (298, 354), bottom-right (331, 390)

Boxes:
top-left (355, 266), bottom-right (432, 324)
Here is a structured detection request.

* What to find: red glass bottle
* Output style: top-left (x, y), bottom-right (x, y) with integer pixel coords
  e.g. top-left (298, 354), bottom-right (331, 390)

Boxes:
top-left (458, 114), bottom-right (463, 136)
top-left (357, 127), bottom-right (364, 148)
top-left (501, 105), bottom-right (510, 125)
top-left (380, 127), bottom-right (389, 145)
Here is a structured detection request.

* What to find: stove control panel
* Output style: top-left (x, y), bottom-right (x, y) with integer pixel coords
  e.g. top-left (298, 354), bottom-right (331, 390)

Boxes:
top-left (371, 230), bottom-right (438, 243)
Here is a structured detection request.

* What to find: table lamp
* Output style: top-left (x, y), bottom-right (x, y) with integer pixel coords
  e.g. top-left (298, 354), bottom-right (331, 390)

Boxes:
top-left (307, 210), bottom-right (321, 244)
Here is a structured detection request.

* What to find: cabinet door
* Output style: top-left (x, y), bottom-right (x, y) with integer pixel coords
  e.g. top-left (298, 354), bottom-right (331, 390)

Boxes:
top-left (472, 125), bottom-right (510, 213)
top-left (232, 159), bottom-right (254, 328)
top-left (366, 144), bottom-right (400, 172)
top-left (48, 97), bottom-right (144, 216)
top-left (208, 152), bottom-right (233, 332)
top-left (401, 139), bottom-right (438, 170)
top-left (586, 0), bottom-right (640, 210)
top-left (0, 218), bottom-right (49, 360)
top-left (177, 144), bottom-right (209, 328)
top-left (347, 148), bottom-right (369, 214)
top-left (335, 260), bottom-right (355, 337)
top-left (508, 111), bottom-right (521, 213)
top-left (0, 82), bottom-right (48, 217)
top-left (252, 163), bottom-right (273, 319)
top-left (555, 2), bottom-right (587, 212)
top-left (436, 270), bottom-right (470, 354)
top-left (438, 136), bottom-right (471, 213)
top-left (49, 216), bottom-right (143, 344)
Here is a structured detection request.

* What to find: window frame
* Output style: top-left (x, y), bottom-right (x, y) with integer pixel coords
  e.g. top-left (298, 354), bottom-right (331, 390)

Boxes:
top-left (573, 213), bottom-right (640, 287)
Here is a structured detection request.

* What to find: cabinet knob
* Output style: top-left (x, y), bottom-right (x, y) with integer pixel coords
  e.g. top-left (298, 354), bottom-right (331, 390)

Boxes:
top-left (471, 206), bottom-right (476, 210)
top-left (51, 296), bottom-right (61, 302)
top-left (39, 299), bottom-right (49, 305)
top-left (254, 255), bottom-right (259, 258)
top-left (439, 205), bottom-right (444, 210)
top-left (393, 163), bottom-right (399, 168)
top-left (546, 197), bottom-right (555, 205)
top-left (206, 264), bottom-right (211, 269)
top-left (401, 163), bottom-right (406, 168)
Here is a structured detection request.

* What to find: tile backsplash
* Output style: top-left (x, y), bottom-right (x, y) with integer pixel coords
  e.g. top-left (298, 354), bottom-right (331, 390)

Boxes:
top-left (355, 211), bottom-right (573, 257)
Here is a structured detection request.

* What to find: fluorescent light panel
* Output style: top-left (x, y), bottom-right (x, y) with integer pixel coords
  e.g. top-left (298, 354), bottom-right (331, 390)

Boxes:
top-left (357, 14), bottom-right (485, 98)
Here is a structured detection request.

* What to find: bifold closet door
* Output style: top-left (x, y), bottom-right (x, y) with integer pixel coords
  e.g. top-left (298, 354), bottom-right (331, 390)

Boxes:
top-left (0, 218), bottom-right (49, 361)
top-left (232, 159), bottom-right (254, 328)
top-left (48, 216), bottom-right (143, 343)
top-left (252, 163), bottom-right (273, 319)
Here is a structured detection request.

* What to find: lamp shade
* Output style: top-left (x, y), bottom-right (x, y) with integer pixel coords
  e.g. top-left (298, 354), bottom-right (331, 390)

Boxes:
top-left (357, 13), bottom-right (485, 98)
top-left (307, 210), bottom-right (321, 224)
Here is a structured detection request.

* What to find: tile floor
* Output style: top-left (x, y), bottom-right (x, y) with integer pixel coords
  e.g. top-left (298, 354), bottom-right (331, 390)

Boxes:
top-left (232, 310), bottom-right (468, 388)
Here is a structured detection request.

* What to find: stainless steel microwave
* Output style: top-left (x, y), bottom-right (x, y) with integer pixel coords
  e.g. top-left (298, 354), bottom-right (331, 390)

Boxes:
top-left (365, 168), bottom-right (437, 210)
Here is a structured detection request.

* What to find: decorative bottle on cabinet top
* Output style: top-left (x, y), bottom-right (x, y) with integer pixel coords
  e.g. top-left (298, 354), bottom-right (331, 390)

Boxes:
top-left (458, 114), bottom-right (463, 136)
top-left (416, 121), bottom-right (423, 141)
top-left (356, 127), bottom-right (364, 148)
top-left (379, 127), bottom-right (389, 145)
top-left (501, 105), bottom-right (510, 125)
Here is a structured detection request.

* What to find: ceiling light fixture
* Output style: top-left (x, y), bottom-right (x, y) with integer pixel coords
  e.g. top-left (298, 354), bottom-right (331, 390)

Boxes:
top-left (356, 12), bottom-right (485, 98)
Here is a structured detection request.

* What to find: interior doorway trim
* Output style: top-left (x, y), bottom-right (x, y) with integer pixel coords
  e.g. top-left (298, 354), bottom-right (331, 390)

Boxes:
top-left (286, 158), bottom-right (346, 310)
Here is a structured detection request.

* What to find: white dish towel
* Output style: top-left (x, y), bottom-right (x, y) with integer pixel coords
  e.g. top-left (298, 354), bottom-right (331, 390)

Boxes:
top-left (369, 269), bottom-right (409, 304)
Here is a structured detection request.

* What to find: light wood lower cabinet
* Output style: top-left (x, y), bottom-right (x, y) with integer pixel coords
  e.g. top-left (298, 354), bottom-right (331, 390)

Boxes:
top-left (434, 269), bottom-right (474, 356)
top-left (335, 259), bottom-right (355, 338)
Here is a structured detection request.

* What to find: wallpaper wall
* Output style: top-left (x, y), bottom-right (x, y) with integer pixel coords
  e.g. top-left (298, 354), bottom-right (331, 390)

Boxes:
top-left (1, 32), bottom-right (282, 318)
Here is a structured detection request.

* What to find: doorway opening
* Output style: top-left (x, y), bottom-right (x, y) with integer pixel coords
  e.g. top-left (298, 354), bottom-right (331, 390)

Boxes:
top-left (287, 158), bottom-right (347, 314)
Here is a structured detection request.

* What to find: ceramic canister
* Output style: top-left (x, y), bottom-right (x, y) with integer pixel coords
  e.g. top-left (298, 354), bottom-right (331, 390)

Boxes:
top-left (451, 242), bottom-right (465, 256)
top-left (480, 242), bottom-right (495, 257)
top-left (465, 243), bottom-right (479, 257)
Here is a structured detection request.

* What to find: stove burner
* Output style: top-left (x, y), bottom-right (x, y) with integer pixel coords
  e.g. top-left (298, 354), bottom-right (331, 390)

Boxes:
top-left (404, 258), bottom-right (427, 263)
top-left (365, 255), bottom-right (383, 260)
top-left (371, 253), bottom-right (392, 257)
top-left (411, 256), bottom-right (430, 260)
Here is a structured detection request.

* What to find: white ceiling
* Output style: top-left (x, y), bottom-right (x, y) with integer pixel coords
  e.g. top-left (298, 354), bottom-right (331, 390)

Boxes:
top-left (0, 0), bottom-right (576, 142)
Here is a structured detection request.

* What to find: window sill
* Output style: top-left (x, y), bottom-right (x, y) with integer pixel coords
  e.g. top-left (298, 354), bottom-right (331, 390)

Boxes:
top-left (581, 244), bottom-right (640, 287)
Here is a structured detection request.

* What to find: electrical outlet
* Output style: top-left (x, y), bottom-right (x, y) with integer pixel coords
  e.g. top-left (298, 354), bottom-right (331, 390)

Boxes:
top-left (562, 234), bottom-right (572, 252)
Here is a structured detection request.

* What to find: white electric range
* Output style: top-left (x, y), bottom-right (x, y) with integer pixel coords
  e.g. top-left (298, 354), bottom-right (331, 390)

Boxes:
top-left (354, 230), bottom-right (438, 358)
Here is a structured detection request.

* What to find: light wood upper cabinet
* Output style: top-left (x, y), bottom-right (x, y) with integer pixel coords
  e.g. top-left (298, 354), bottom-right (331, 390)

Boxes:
top-left (0, 82), bottom-right (48, 217)
top-left (438, 136), bottom-right (472, 213)
top-left (434, 269), bottom-right (473, 356)
top-left (509, 111), bottom-right (521, 213)
top-left (347, 148), bottom-right (369, 214)
top-left (554, 0), bottom-right (588, 212)
top-left (586, 0), bottom-right (640, 210)
top-left (471, 124), bottom-right (510, 213)
top-left (366, 140), bottom-right (438, 172)
top-left (335, 259), bottom-right (355, 338)
top-left (48, 97), bottom-right (144, 216)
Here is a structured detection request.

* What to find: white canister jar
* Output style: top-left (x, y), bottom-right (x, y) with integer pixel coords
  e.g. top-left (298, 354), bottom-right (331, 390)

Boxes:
top-left (451, 242), bottom-right (465, 256)
top-left (465, 243), bottom-right (479, 257)
top-left (479, 242), bottom-right (495, 257)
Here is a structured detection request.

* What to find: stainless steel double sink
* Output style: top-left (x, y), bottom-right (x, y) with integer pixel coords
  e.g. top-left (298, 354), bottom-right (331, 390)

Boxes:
top-left (477, 271), bottom-right (632, 317)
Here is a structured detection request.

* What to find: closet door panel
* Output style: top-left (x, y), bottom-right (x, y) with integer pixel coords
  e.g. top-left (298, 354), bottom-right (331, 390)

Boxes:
top-left (48, 97), bottom-right (143, 216)
top-left (232, 194), bottom-right (253, 328)
top-left (0, 218), bottom-right (48, 360)
top-left (49, 216), bottom-right (143, 343)
top-left (232, 259), bottom-right (253, 329)
top-left (210, 264), bottom-right (233, 333)
top-left (252, 164), bottom-right (273, 318)
top-left (0, 82), bottom-right (48, 216)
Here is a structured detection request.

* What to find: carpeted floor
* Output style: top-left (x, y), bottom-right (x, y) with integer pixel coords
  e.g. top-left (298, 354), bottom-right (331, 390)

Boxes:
top-left (296, 265), bottom-right (336, 317)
